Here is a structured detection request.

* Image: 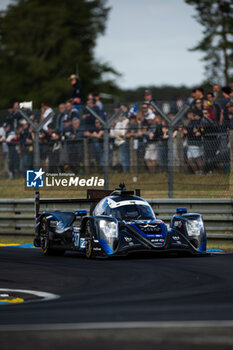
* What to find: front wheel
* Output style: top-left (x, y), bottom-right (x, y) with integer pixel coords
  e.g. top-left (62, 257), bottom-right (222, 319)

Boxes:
top-left (85, 221), bottom-right (94, 259)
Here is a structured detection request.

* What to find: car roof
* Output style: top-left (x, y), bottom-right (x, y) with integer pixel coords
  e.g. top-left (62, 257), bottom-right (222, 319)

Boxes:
top-left (93, 195), bottom-right (150, 215)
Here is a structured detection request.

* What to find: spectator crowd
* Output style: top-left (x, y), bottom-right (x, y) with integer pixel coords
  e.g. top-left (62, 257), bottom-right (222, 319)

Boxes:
top-left (0, 76), bottom-right (233, 178)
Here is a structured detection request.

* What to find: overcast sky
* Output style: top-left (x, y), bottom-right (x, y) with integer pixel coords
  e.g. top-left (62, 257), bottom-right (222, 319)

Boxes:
top-left (1, 0), bottom-right (204, 88)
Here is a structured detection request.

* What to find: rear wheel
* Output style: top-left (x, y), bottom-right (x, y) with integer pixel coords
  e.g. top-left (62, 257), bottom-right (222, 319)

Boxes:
top-left (40, 217), bottom-right (64, 256)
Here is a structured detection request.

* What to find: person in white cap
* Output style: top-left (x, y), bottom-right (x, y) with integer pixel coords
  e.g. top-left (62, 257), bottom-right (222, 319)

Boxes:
top-left (69, 74), bottom-right (82, 103)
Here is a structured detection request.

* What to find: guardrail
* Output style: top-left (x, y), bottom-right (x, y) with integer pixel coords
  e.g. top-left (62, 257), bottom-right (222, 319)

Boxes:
top-left (0, 198), bottom-right (232, 239)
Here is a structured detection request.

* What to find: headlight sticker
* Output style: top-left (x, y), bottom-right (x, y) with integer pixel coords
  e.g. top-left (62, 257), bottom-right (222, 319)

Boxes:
top-left (99, 220), bottom-right (118, 238)
top-left (186, 220), bottom-right (201, 236)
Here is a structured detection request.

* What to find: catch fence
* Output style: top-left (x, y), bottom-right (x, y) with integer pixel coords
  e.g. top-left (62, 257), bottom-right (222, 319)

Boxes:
top-left (0, 102), bottom-right (232, 198)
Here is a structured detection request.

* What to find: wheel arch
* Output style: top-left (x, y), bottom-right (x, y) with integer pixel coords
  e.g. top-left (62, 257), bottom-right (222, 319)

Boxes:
top-left (80, 216), bottom-right (96, 236)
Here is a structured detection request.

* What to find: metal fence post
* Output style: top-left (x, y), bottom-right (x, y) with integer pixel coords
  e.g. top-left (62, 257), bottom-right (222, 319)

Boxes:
top-left (103, 127), bottom-right (109, 189)
top-left (33, 131), bottom-right (40, 170)
top-left (168, 125), bottom-right (174, 198)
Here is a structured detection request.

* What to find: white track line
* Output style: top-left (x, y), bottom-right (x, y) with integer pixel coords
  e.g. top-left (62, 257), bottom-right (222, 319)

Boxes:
top-left (1, 320), bottom-right (233, 332)
top-left (0, 288), bottom-right (59, 303)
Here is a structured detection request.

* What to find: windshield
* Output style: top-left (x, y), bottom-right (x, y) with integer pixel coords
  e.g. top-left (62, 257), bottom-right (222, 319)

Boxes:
top-left (109, 204), bottom-right (155, 221)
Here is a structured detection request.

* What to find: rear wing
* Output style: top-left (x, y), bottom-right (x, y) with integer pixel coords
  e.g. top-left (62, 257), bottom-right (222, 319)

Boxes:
top-left (34, 190), bottom-right (100, 221)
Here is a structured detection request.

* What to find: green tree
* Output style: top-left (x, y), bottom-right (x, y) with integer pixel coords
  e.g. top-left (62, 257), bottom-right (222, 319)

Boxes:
top-left (185, 0), bottom-right (233, 85)
top-left (0, 0), bottom-right (120, 108)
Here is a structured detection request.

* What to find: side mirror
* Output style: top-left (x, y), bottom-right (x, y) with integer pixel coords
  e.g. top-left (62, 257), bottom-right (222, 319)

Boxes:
top-left (75, 210), bottom-right (87, 217)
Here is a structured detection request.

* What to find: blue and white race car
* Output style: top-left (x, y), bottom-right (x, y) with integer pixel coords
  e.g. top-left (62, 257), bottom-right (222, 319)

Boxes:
top-left (34, 185), bottom-right (207, 258)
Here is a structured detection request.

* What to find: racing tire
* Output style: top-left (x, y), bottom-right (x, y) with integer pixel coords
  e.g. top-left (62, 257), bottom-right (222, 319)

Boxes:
top-left (40, 217), bottom-right (65, 256)
top-left (85, 221), bottom-right (94, 259)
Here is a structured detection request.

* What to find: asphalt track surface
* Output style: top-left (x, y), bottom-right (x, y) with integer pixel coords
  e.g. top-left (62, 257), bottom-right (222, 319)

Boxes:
top-left (1, 247), bottom-right (233, 349)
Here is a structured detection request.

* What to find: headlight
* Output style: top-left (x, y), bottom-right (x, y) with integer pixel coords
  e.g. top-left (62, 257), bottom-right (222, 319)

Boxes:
top-left (99, 220), bottom-right (118, 238)
top-left (186, 220), bottom-right (202, 236)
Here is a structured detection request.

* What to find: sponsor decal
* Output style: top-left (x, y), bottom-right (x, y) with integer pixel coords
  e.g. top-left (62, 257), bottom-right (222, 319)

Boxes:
top-left (151, 239), bottom-right (164, 243)
top-left (174, 221), bottom-right (182, 228)
top-left (108, 199), bottom-right (150, 209)
top-left (172, 236), bottom-right (180, 241)
top-left (124, 237), bottom-right (132, 242)
top-left (73, 232), bottom-right (80, 248)
top-left (80, 238), bottom-right (86, 249)
top-left (138, 224), bottom-right (162, 233)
